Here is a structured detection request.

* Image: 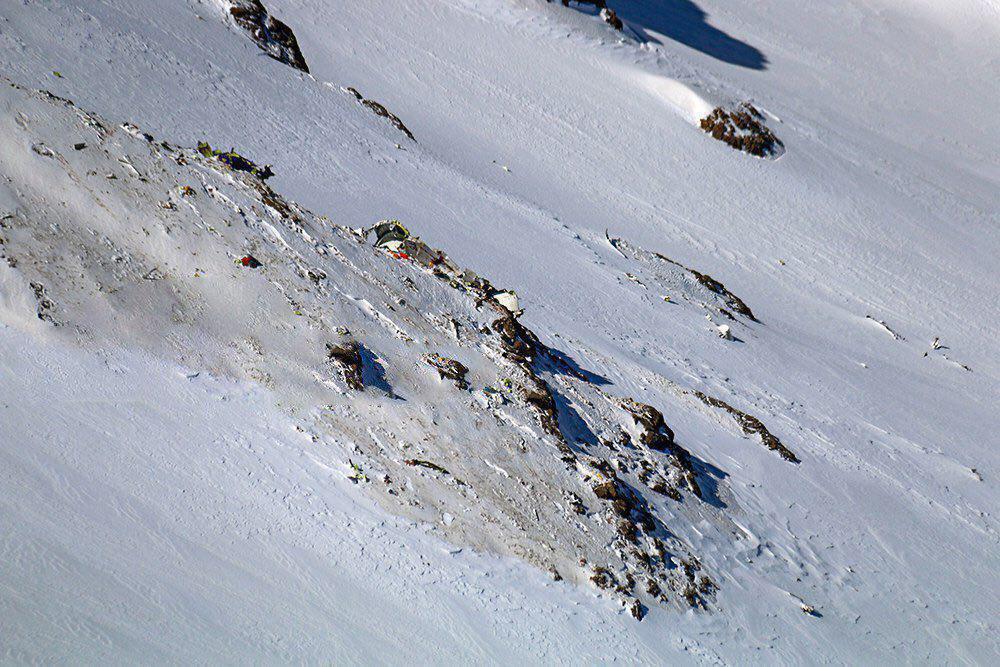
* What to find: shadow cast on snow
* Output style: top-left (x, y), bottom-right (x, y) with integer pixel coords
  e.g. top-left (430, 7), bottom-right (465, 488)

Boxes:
top-left (568, 0), bottom-right (768, 70)
top-left (550, 386), bottom-right (601, 450)
top-left (688, 453), bottom-right (728, 509)
top-left (546, 381), bottom-right (729, 510)
top-left (359, 344), bottom-right (404, 400)
top-left (542, 345), bottom-right (612, 386)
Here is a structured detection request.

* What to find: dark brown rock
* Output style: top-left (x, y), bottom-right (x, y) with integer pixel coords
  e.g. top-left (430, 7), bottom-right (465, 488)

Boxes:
top-left (424, 354), bottom-right (470, 389)
top-left (492, 314), bottom-right (539, 364)
top-left (523, 380), bottom-right (561, 438)
top-left (699, 103), bottom-right (782, 158)
top-left (326, 340), bottom-right (364, 390)
top-left (345, 87), bottom-right (415, 141)
top-left (229, 1), bottom-right (309, 72)
top-left (592, 480), bottom-right (619, 501)
top-left (693, 390), bottom-right (800, 463)
top-left (600, 8), bottom-right (623, 31)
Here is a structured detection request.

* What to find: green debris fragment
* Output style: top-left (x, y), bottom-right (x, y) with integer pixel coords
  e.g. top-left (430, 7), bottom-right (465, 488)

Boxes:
top-left (347, 460), bottom-right (369, 484)
top-left (197, 141), bottom-right (274, 180)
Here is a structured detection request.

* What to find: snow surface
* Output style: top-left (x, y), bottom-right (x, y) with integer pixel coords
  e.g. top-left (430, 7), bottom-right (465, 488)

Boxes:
top-left (1, 0), bottom-right (998, 662)
top-left (0, 324), bottom-right (698, 664)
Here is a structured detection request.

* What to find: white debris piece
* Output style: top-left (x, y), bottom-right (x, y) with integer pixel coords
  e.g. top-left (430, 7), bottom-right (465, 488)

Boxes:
top-left (494, 290), bottom-right (520, 314)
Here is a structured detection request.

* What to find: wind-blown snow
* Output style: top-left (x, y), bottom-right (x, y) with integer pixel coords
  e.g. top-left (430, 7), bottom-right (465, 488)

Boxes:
top-left (0, 0), bottom-right (997, 662)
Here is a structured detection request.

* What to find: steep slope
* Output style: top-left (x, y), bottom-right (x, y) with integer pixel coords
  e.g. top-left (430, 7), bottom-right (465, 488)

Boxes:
top-left (1, 0), bottom-right (998, 662)
top-left (1, 325), bottom-right (703, 664)
top-left (0, 80), bottom-right (769, 619)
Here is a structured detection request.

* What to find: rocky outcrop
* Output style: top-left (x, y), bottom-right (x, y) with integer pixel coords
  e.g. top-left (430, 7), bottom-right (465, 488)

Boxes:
top-left (693, 391), bottom-right (799, 463)
top-left (424, 353), bottom-right (469, 389)
top-left (1, 80), bottom-right (801, 623)
top-left (491, 313), bottom-right (540, 365)
top-left (344, 87), bottom-right (415, 141)
top-left (327, 340), bottom-right (364, 390)
top-left (699, 103), bottom-right (782, 157)
top-left (600, 8), bottom-right (623, 31)
top-left (623, 399), bottom-right (701, 498)
top-left (227, 1), bottom-right (309, 72)
top-left (606, 232), bottom-right (758, 323)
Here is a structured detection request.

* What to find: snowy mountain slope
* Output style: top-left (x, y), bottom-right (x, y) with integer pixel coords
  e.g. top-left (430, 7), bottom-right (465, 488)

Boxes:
top-left (2, 80), bottom-right (747, 616)
top-left (1, 0), bottom-right (998, 662)
top-left (1, 77), bottom-right (808, 661)
top-left (1, 325), bottom-right (704, 664)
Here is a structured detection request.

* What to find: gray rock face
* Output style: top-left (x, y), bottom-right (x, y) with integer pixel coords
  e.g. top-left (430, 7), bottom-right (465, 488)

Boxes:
top-left (227, 0), bottom-right (309, 73)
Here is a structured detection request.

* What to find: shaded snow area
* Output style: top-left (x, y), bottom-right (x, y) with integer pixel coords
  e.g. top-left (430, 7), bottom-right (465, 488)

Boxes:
top-left (1, 0), bottom-right (999, 663)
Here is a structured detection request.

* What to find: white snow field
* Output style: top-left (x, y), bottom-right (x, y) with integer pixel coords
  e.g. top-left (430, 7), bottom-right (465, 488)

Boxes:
top-left (1, 0), bottom-right (998, 663)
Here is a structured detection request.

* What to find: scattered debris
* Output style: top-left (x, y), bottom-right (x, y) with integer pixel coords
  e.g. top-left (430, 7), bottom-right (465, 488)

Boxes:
top-left (198, 141), bottom-right (274, 180)
top-left (788, 592), bottom-right (820, 617)
top-left (424, 354), bottom-right (470, 390)
top-left (347, 460), bottom-right (369, 483)
top-left (865, 315), bottom-right (904, 341)
top-left (363, 220), bottom-right (462, 273)
top-left (238, 255), bottom-right (263, 268)
top-left (2, 81), bottom-right (753, 620)
top-left (368, 219), bottom-right (410, 251)
top-left (922, 337), bottom-right (972, 371)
